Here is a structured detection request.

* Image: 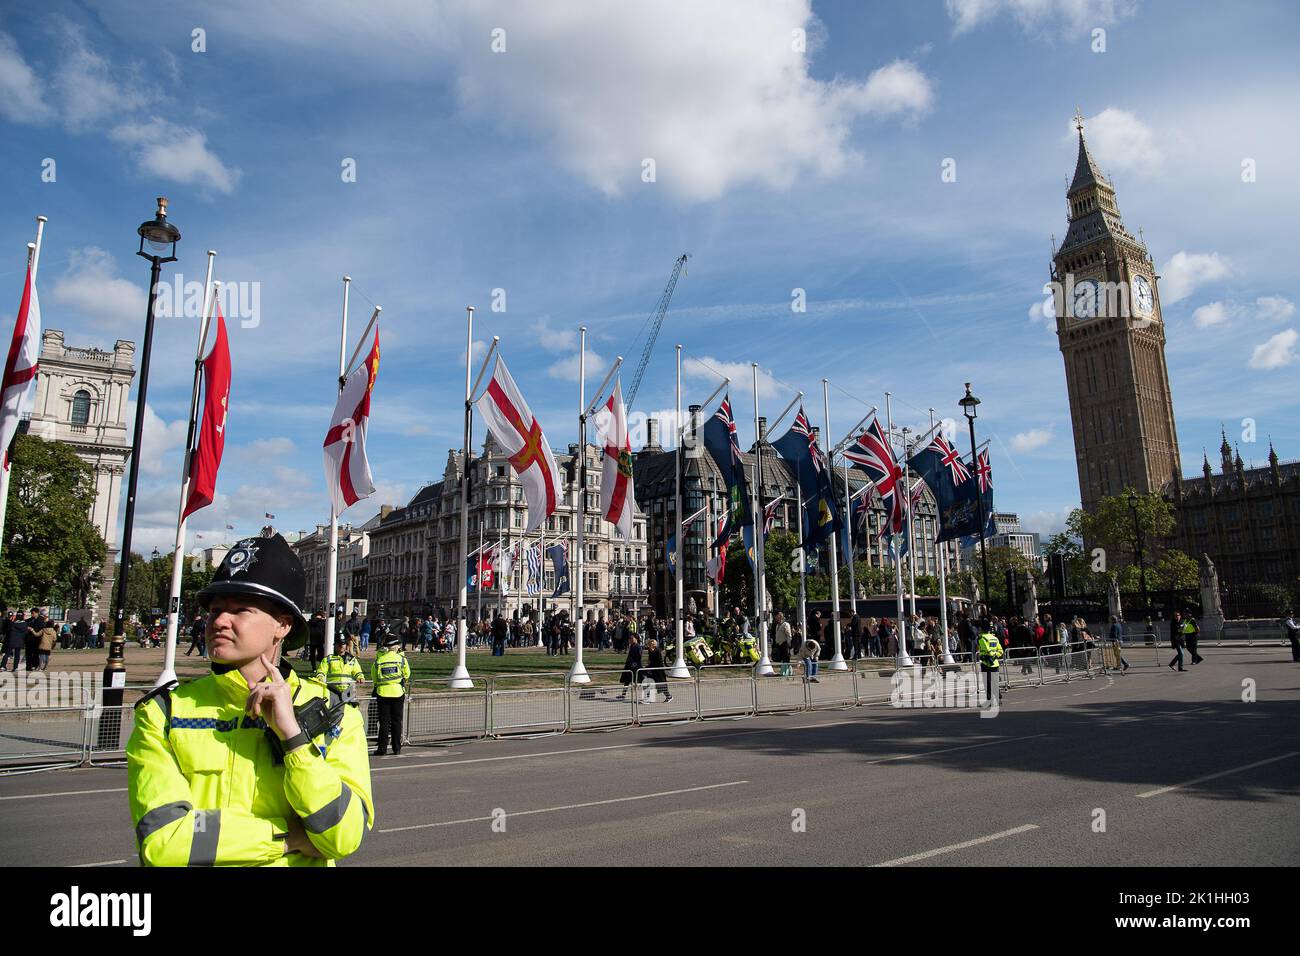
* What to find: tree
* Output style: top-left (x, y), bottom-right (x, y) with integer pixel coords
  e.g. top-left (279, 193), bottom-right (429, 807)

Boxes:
top-left (762, 531), bottom-right (800, 615)
top-left (0, 435), bottom-right (105, 609)
top-left (121, 549), bottom-right (216, 625)
top-left (1067, 489), bottom-right (1176, 577)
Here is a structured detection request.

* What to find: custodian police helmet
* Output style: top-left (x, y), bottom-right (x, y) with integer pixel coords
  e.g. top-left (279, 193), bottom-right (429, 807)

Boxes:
top-left (197, 534), bottom-right (310, 650)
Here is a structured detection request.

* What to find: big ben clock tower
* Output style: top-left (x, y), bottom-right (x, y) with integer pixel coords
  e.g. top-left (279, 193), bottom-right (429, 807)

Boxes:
top-left (1053, 112), bottom-right (1182, 512)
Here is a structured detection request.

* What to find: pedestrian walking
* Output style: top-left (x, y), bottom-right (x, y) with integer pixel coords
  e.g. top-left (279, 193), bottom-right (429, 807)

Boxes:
top-left (1, 610), bottom-right (25, 672)
top-left (185, 613), bottom-right (206, 657)
top-left (1183, 614), bottom-right (1203, 664)
top-left (1108, 615), bottom-right (1130, 672)
top-left (38, 616), bottom-right (57, 670)
top-left (773, 611), bottom-right (793, 677)
top-left (644, 638), bottom-right (672, 702)
top-left (25, 607), bottom-right (45, 671)
top-left (617, 634), bottom-right (642, 699)
top-left (1286, 610), bottom-right (1300, 663)
top-left (1169, 611), bottom-right (1187, 671)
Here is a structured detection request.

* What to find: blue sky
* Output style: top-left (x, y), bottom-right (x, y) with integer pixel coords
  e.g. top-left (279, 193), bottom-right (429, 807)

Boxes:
top-left (2, 0), bottom-right (1298, 555)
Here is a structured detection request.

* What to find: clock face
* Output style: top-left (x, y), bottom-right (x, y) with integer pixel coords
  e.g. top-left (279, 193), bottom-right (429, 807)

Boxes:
top-left (1132, 275), bottom-right (1155, 316)
top-left (1072, 279), bottom-right (1100, 319)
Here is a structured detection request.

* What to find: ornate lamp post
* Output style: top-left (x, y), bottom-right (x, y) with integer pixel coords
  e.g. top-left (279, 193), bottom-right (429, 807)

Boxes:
top-left (959, 383), bottom-right (992, 617)
top-left (105, 198), bottom-right (180, 719)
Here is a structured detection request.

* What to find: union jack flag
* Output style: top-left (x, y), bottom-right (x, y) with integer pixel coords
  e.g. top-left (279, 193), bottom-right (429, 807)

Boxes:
top-left (716, 398), bottom-right (742, 466)
top-left (789, 407), bottom-right (826, 473)
top-left (976, 449), bottom-right (993, 493)
top-left (762, 495), bottom-right (785, 535)
top-left (853, 489), bottom-right (871, 530)
top-left (843, 418), bottom-right (905, 537)
top-left (928, 433), bottom-right (970, 485)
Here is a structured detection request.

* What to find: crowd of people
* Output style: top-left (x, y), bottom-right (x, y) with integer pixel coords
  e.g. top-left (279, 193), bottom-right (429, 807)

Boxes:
top-left (1, 609), bottom-right (100, 671)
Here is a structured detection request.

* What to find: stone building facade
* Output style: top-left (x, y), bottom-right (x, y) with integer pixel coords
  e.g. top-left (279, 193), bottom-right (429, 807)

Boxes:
top-left (366, 435), bottom-right (650, 621)
top-left (24, 330), bottom-right (135, 606)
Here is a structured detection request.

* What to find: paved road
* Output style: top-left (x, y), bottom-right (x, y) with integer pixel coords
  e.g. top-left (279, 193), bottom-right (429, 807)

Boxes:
top-left (2, 646), bottom-right (1296, 866)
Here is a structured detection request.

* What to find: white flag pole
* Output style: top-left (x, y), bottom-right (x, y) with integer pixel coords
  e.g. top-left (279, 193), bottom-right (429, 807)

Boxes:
top-left (570, 326), bottom-right (591, 684)
top-left (451, 311), bottom-right (481, 688)
top-left (752, 364), bottom-right (774, 677)
top-left (887, 392), bottom-right (914, 668)
top-left (670, 345), bottom-right (689, 678)
top-left (821, 379), bottom-right (843, 669)
top-left (156, 251), bottom-right (217, 689)
top-left (324, 277), bottom-right (350, 659)
top-left (903, 427), bottom-right (920, 629)
top-left (931, 408), bottom-right (956, 665)
top-left (796, 481), bottom-right (807, 651)
top-left (537, 527), bottom-right (546, 646)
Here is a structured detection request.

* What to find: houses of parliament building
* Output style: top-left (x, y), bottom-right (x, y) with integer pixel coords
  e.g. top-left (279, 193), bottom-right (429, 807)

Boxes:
top-left (1054, 114), bottom-right (1300, 587)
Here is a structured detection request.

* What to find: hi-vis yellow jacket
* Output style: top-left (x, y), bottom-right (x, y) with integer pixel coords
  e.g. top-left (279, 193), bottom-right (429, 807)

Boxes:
top-left (126, 665), bottom-right (373, 867)
top-left (370, 649), bottom-right (410, 699)
top-left (978, 631), bottom-right (1004, 669)
top-left (315, 654), bottom-right (364, 695)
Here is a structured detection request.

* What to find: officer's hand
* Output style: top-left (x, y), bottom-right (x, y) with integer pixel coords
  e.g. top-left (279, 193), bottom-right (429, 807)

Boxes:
top-left (283, 816), bottom-right (324, 858)
top-left (246, 654), bottom-right (301, 740)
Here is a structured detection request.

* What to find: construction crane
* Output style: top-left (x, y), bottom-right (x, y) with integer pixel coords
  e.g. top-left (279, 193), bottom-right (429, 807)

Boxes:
top-left (626, 253), bottom-right (689, 408)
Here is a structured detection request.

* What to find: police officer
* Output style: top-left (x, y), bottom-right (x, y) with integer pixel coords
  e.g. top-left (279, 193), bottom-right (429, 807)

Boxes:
top-left (371, 634), bottom-right (410, 756)
top-left (126, 534), bottom-right (373, 866)
top-left (977, 619), bottom-right (1004, 705)
top-left (315, 636), bottom-right (364, 700)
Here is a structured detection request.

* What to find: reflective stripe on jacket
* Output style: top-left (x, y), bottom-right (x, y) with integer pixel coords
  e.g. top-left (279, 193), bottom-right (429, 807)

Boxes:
top-left (370, 650), bottom-right (410, 698)
top-left (127, 666), bottom-right (373, 867)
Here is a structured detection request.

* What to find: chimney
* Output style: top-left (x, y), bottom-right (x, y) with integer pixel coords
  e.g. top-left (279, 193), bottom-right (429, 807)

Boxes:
top-left (647, 418), bottom-right (660, 448)
top-left (758, 416), bottom-right (767, 442)
top-left (688, 405), bottom-right (701, 443)
top-left (380, 504), bottom-right (393, 520)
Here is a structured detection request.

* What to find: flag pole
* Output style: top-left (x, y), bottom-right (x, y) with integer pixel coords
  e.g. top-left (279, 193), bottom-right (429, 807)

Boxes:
top-left (156, 250), bottom-right (217, 690)
top-left (0, 221), bottom-right (44, 564)
top-left (537, 527), bottom-right (546, 645)
top-left (842, 454), bottom-right (856, 618)
top-left (752, 363), bottom-right (773, 677)
top-left (887, 392), bottom-right (914, 667)
top-left (903, 427), bottom-right (919, 629)
top-left (822, 379), bottom-right (844, 670)
top-left (324, 276), bottom-right (350, 659)
top-left (451, 307), bottom-right (480, 689)
top-left (477, 521), bottom-right (484, 625)
top-left (796, 480), bottom-right (807, 654)
top-left (931, 408), bottom-right (956, 665)
top-left (670, 345), bottom-right (689, 677)
top-left (570, 327), bottom-right (591, 684)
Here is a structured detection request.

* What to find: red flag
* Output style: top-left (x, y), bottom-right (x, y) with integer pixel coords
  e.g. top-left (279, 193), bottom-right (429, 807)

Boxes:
top-left (182, 307), bottom-right (231, 518)
top-left (323, 328), bottom-right (379, 514)
top-left (1, 264), bottom-right (41, 469)
top-left (479, 547), bottom-right (495, 590)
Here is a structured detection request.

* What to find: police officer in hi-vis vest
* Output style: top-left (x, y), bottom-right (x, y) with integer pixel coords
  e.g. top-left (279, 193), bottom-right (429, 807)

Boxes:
top-left (977, 620), bottom-right (1004, 705)
top-left (127, 534), bottom-right (373, 866)
top-left (315, 637), bottom-right (364, 701)
top-left (371, 635), bottom-right (411, 756)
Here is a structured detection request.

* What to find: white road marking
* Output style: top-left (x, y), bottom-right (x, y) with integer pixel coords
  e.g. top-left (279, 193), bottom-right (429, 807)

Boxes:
top-left (72, 859), bottom-right (128, 867)
top-left (1136, 752), bottom-right (1299, 799)
top-left (874, 824), bottom-right (1040, 866)
top-left (0, 787), bottom-right (127, 801)
top-left (378, 780), bottom-right (750, 833)
top-left (868, 734), bottom-right (1047, 764)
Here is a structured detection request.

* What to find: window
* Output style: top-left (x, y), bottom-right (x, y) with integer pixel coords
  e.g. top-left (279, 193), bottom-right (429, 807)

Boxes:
top-left (71, 390), bottom-right (91, 425)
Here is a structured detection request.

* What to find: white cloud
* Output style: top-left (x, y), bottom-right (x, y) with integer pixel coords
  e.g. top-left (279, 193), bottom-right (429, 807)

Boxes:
top-left (128, 402), bottom-right (189, 476)
top-left (682, 356), bottom-right (779, 399)
top-left (53, 23), bottom-right (150, 129)
top-left (1248, 329), bottom-right (1298, 370)
top-left (460, 338), bottom-right (487, 367)
top-left (231, 437), bottom-right (297, 462)
top-left (532, 317), bottom-right (577, 352)
top-left (1192, 301), bottom-right (1234, 328)
top-left (1075, 107), bottom-right (1163, 177)
top-left (1159, 251), bottom-right (1230, 306)
top-left (547, 348), bottom-right (606, 382)
top-left (48, 247), bottom-right (147, 327)
top-left (110, 118), bottom-right (241, 194)
top-left (1010, 427), bottom-right (1053, 453)
top-left (446, 1), bottom-right (934, 201)
top-left (1255, 296), bottom-right (1295, 322)
top-left (947, 0), bottom-right (1137, 36)
top-left (0, 31), bottom-right (51, 123)
top-left (1023, 507), bottom-right (1073, 538)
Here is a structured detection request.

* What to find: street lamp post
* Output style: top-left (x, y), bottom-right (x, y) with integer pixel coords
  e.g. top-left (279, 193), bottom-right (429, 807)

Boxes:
top-left (1128, 491), bottom-right (1149, 615)
top-left (959, 383), bottom-right (992, 618)
top-left (105, 198), bottom-right (180, 721)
